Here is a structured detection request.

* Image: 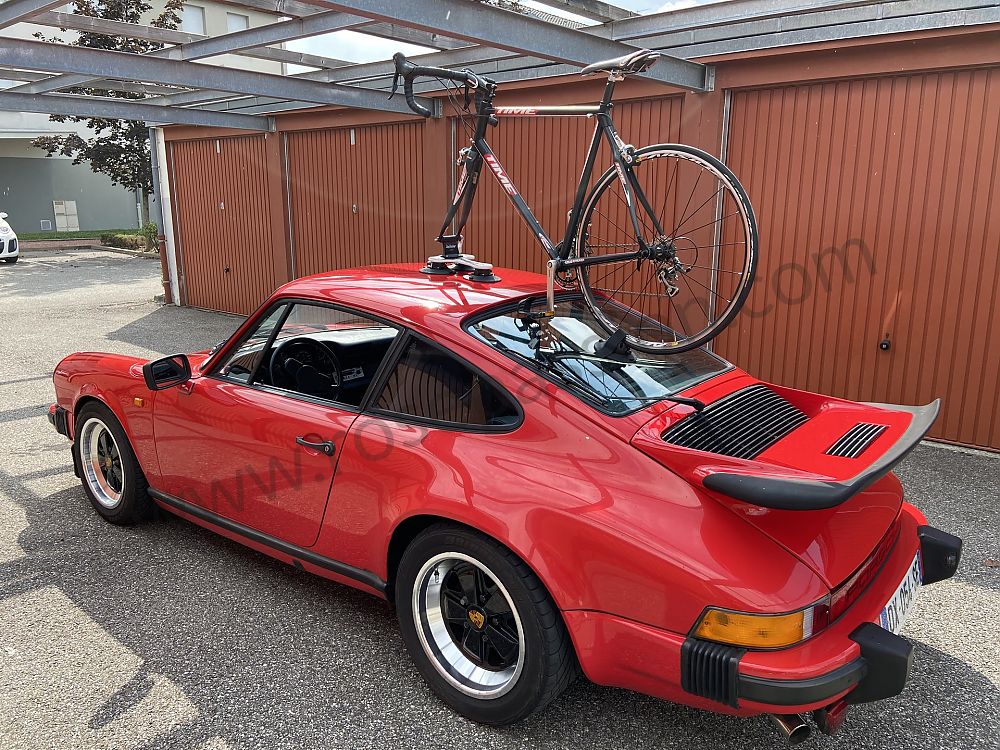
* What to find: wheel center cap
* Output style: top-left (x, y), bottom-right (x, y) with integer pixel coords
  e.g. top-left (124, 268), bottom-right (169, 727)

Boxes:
top-left (467, 608), bottom-right (486, 630)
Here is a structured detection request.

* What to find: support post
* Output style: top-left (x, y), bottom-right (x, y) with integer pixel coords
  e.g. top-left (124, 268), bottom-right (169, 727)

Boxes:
top-left (150, 127), bottom-right (181, 305)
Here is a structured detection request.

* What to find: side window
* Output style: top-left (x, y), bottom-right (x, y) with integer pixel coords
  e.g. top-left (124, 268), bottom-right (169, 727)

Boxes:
top-left (374, 338), bottom-right (519, 428)
top-left (216, 304), bottom-right (286, 384)
top-left (260, 303), bottom-right (399, 407)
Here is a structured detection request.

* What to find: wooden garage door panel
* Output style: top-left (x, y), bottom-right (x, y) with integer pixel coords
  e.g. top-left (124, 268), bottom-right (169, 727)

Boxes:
top-left (715, 67), bottom-right (1000, 449)
top-left (286, 122), bottom-right (425, 278)
top-left (171, 135), bottom-right (276, 315)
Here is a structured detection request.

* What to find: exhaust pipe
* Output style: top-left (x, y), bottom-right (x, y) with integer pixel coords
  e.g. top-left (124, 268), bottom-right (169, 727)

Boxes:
top-left (769, 714), bottom-right (811, 745)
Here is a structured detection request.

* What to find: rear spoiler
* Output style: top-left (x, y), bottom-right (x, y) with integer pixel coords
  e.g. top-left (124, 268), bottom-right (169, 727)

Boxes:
top-left (702, 400), bottom-right (939, 510)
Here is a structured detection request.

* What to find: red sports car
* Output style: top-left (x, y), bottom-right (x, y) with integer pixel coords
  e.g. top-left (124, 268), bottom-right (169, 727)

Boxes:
top-left (49, 266), bottom-right (961, 743)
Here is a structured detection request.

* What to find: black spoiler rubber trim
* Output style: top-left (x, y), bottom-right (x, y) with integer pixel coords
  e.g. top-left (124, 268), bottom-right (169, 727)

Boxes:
top-left (701, 400), bottom-right (940, 510)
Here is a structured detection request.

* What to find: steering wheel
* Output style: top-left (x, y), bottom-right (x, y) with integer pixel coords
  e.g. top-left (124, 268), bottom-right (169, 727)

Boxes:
top-left (268, 337), bottom-right (343, 402)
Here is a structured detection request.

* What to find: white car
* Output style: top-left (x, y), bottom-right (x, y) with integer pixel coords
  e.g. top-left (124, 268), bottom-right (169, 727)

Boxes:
top-left (0, 212), bottom-right (18, 264)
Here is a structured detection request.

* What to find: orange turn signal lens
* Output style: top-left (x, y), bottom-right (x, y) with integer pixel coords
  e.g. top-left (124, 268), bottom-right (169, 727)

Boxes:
top-left (694, 607), bottom-right (815, 648)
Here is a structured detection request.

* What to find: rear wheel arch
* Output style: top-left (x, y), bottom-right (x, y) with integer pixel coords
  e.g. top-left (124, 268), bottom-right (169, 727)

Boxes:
top-left (390, 518), bottom-right (580, 723)
top-left (386, 515), bottom-right (565, 615)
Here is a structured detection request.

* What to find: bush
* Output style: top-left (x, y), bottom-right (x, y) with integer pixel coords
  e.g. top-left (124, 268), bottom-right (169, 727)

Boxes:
top-left (100, 232), bottom-right (147, 252)
top-left (17, 228), bottom-right (134, 241)
top-left (141, 222), bottom-right (160, 253)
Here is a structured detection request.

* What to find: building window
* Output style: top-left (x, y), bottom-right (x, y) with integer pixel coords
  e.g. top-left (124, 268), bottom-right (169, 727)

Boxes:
top-left (181, 4), bottom-right (206, 35)
top-left (226, 12), bottom-right (250, 33)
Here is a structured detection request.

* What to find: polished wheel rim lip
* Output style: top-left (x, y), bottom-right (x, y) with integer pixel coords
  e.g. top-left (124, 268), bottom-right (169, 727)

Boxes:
top-left (79, 417), bottom-right (124, 509)
top-left (412, 552), bottom-right (525, 700)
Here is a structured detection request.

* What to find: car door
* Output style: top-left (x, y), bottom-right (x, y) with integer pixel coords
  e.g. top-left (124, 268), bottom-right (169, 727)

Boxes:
top-left (153, 300), bottom-right (400, 548)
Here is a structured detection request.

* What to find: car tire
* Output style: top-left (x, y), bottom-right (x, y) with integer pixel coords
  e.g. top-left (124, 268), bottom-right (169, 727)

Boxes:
top-left (396, 524), bottom-right (577, 725)
top-left (73, 402), bottom-right (154, 525)
top-left (2, 256), bottom-right (16, 264)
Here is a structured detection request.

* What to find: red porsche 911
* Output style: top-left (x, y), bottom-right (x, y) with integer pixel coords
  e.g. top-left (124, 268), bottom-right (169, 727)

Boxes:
top-left (49, 266), bottom-right (961, 743)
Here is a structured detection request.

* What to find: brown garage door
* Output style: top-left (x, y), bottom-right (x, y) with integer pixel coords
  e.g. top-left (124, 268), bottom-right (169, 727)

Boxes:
top-left (286, 121), bottom-right (426, 277)
top-left (714, 67), bottom-right (1000, 449)
top-left (170, 135), bottom-right (277, 315)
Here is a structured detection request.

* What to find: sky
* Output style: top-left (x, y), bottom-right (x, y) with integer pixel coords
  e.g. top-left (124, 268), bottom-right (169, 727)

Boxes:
top-left (286, 0), bottom-right (718, 66)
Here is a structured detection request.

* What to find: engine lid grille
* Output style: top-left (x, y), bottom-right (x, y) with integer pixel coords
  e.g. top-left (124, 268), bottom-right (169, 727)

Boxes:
top-left (662, 384), bottom-right (807, 459)
top-left (826, 422), bottom-right (888, 458)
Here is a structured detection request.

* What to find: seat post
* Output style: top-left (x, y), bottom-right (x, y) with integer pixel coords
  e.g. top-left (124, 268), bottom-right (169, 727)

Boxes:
top-left (600, 73), bottom-right (621, 109)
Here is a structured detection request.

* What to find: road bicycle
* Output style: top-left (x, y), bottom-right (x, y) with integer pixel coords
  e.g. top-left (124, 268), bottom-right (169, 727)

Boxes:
top-left (392, 49), bottom-right (758, 353)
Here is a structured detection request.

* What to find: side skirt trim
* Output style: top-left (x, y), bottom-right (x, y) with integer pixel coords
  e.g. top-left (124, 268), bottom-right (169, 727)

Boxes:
top-left (148, 488), bottom-right (387, 595)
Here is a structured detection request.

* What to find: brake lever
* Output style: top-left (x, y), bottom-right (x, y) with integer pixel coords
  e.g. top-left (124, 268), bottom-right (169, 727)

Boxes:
top-left (389, 71), bottom-right (401, 100)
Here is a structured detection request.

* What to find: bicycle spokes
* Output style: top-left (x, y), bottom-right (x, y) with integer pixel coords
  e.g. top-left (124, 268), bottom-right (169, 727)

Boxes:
top-left (575, 145), bottom-right (757, 353)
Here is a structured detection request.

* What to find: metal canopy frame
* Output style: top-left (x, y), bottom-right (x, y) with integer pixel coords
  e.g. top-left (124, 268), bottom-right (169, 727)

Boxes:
top-left (0, 0), bottom-right (996, 131)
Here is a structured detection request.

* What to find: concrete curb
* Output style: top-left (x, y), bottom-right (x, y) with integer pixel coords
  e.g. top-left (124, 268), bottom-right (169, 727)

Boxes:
top-left (21, 242), bottom-right (158, 258)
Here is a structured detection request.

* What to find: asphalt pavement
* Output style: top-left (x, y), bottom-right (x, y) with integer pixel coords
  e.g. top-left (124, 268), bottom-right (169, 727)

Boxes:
top-left (0, 249), bottom-right (997, 750)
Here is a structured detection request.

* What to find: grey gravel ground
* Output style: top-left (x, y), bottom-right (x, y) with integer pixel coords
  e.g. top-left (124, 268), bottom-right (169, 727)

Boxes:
top-left (1, 248), bottom-right (998, 750)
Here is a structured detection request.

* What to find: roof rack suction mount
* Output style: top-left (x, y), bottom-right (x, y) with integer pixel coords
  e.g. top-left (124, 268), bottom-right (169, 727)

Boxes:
top-left (422, 233), bottom-right (500, 283)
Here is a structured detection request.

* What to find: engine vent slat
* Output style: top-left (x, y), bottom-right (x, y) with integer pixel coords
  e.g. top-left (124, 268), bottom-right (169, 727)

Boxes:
top-left (662, 384), bottom-right (808, 459)
top-left (827, 422), bottom-right (888, 458)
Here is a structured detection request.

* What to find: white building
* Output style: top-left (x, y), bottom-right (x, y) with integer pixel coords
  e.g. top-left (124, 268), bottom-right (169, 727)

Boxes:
top-left (0, 3), bottom-right (284, 233)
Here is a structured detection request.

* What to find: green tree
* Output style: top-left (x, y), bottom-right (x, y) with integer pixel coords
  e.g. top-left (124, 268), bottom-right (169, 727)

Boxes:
top-left (31, 0), bottom-right (185, 223)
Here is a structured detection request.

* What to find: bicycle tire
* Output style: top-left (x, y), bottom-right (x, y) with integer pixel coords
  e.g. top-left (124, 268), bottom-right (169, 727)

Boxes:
top-left (574, 143), bottom-right (758, 354)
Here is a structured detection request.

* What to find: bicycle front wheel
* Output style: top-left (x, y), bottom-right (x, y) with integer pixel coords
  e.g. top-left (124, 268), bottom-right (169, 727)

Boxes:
top-left (574, 144), bottom-right (758, 353)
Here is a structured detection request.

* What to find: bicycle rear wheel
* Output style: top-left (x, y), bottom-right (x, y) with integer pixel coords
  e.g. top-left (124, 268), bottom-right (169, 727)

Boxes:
top-left (574, 143), bottom-right (757, 353)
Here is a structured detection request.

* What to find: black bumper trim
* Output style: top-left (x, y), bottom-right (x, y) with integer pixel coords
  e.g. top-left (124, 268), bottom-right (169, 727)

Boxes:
top-left (49, 405), bottom-right (70, 438)
top-left (918, 525), bottom-right (962, 585)
top-left (681, 638), bottom-right (744, 708)
top-left (846, 622), bottom-right (914, 704)
top-left (738, 658), bottom-right (867, 707)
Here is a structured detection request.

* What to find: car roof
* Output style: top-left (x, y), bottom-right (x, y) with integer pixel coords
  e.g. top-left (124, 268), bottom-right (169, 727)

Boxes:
top-left (274, 263), bottom-right (548, 333)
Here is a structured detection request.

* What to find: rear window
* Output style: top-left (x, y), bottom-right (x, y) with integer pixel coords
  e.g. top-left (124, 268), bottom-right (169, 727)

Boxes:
top-left (468, 295), bottom-right (730, 415)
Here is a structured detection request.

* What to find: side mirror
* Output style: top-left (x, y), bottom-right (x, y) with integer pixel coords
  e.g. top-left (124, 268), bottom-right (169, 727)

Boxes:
top-left (142, 354), bottom-right (192, 391)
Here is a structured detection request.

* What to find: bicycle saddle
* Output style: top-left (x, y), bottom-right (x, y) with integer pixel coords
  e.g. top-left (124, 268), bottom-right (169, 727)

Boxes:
top-left (580, 49), bottom-right (660, 76)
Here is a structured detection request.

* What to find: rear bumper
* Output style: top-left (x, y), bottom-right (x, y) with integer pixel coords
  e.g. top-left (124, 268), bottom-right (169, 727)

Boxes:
top-left (565, 514), bottom-right (962, 716)
top-left (735, 621), bottom-right (913, 708)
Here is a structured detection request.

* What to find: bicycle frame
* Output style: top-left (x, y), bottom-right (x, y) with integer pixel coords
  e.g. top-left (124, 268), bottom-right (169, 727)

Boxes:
top-left (437, 76), bottom-right (666, 272)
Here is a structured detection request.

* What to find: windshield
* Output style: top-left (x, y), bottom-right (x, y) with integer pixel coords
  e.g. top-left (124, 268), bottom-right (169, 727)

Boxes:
top-left (468, 295), bottom-right (730, 415)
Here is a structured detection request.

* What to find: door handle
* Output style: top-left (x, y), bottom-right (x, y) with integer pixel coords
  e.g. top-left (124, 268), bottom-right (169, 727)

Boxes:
top-left (295, 436), bottom-right (336, 456)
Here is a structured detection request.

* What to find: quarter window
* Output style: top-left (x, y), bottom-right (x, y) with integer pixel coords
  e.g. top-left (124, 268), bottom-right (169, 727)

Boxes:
top-left (374, 338), bottom-right (518, 428)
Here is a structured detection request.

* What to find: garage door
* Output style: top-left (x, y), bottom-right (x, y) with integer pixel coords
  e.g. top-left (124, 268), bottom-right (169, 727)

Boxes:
top-left (170, 135), bottom-right (278, 315)
top-left (286, 122), bottom-right (426, 277)
top-left (714, 67), bottom-right (1000, 449)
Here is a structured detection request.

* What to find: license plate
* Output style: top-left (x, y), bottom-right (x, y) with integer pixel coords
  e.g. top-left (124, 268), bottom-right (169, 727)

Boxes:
top-left (879, 551), bottom-right (922, 634)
